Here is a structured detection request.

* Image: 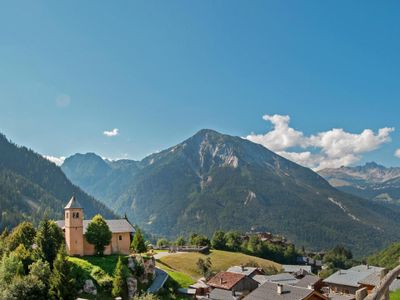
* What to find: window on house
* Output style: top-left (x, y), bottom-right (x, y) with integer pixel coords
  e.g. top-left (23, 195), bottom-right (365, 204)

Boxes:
top-left (76, 212), bottom-right (79, 218)
top-left (119, 235), bottom-right (122, 241)
top-left (66, 212), bottom-right (69, 219)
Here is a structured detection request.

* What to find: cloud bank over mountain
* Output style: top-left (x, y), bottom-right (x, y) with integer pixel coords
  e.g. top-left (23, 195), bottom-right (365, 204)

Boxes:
top-left (246, 114), bottom-right (394, 170)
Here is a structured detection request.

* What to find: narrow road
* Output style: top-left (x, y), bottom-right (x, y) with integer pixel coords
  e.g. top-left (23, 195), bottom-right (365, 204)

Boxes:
top-left (147, 267), bottom-right (169, 293)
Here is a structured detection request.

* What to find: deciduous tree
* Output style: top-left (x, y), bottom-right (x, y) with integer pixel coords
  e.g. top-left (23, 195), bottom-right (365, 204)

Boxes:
top-left (85, 214), bottom-right (112, 256)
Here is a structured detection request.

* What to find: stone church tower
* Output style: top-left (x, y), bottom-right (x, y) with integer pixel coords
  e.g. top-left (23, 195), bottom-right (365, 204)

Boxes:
top-left (64, 196), bottom-right (84, 256)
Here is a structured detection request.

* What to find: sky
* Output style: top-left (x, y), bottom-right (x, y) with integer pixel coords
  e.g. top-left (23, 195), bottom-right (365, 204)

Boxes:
top-left (1, 1), bottom-right (400, 169)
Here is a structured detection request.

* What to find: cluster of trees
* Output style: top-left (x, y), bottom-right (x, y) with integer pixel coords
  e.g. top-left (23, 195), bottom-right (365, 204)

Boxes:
top-left (0, 218), bottom-right (76, 299)
top-left (211, 230), bottom-right (298, 264)
top-left (319, 245), bottom-right (355, 278)
top-left (156, 233), bottom-right (211, 248)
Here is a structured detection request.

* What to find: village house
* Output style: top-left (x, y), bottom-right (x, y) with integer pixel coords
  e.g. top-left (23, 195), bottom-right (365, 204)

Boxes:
top-left (243, 282), bottom-right (328, 300)
top-left (206, 271), bottom-right (259, 299)
top-left (56, 196), bottom-right (135, 256)
top-left (323, 265), bottom-right (386, 296)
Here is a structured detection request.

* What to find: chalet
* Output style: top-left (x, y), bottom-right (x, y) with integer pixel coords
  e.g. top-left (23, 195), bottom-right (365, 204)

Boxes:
top-left (244, 282), bottom-right (328, 300)
top-left (56, 196), bottom-right (135, 256)
top-left (207, 271), bottom-right (259, 296)
top-left (323, 265), bottom-right (386, 295)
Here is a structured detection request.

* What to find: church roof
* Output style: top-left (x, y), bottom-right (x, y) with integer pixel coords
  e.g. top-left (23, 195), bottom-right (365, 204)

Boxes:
top-left (64, 195), bottom-right (82, 209)
top-left (56, 219), bottom-right (135, 234)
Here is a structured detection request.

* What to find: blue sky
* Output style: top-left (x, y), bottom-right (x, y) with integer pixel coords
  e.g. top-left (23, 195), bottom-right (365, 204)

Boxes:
top-left (1, 1), bottom-right (400, 168)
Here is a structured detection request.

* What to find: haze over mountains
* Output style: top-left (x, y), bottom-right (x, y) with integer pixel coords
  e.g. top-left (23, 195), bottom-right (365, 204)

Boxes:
top-left (61, 129), bottom-right (400, 256)
top-left (0, 133), bottom-right (116, 231)
top-left (319, 162), bottom-right (400, 205)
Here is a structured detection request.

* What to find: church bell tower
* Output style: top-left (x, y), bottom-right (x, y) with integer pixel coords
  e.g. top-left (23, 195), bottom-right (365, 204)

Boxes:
top-left (64, 196), bottom-right (84, 256)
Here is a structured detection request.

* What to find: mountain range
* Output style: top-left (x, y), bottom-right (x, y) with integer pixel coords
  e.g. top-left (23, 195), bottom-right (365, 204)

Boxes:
top-left (318, 162), bottom-right (400, 205)
top-left (61, 129), bottom-right (400, 256)
top-left (0, 133), bottom-right (116, 231)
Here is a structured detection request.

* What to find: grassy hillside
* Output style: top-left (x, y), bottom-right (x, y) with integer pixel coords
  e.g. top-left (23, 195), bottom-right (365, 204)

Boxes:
top-left (68, 255), bottom-right (126, 300)
top-left (367, 242), bottom-right (400, 269)
top-left (157, 250), bottom-right (281, 280)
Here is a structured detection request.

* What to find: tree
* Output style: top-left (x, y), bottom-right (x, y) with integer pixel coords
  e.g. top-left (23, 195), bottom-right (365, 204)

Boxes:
top-left (29, 259), bottom-right (51, 292)
top-left (175, 236), bottom-right (186, 247)
top-left (324, 245), bottom-right (353, 269)
top-left (190, 234), bottom-right (210, 247)
top-left (156, 238), bottom-right (169, 248)
top-left (0, 251), bottom-right (24, 285)
top-left (131, 228), bottom-right (147, 253)
top-left (2, 275), bottom-right (47, 300)
top-left (7, 221), bottom-right (36, 252)
top-left (49, 246), bottom-right (77, 300)
top-left (85, 214), bottom-right (112, 255)
top-left (35, 218), bottom-right (64, 267)
top-left (211, 231), bottom-right (226, 250)
top-left (224, 231), bottom-right (242, 251)
top-left (13, 244), bottom-right (33, 273)
top-left (196, 257), bottom-right (213, 278)
top-left (112, 256), bottom-right (125, 298)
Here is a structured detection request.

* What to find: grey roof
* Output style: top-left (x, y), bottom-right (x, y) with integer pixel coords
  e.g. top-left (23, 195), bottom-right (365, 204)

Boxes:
top-left (253, 273), bottom-right (299, 285)
top-left (323, 265), bottom-right (385, 288)
top-left (244, 282), bottom-right (314, 300)
top-left (227, 266), bottom-right (259, 277)
top-left (209, 288), bottom-right (243, 300)
top-left (64, 196), bottom-right (82, 209)
top-left (283, 265), bottom-right (312, 274)
top-left (56, 219), bottom-right (135, 234)
top-left (294, 275), bottom-right (321, 289)
top-left (358, 272), bottom-right (382, 286)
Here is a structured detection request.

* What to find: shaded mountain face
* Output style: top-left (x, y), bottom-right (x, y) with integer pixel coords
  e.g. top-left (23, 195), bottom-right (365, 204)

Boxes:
top-left (319, 163), bottom-right (400, 204)
top-left (62, 153), bottom-right (140, 207)
top-left (62, 129), bottom-right (400, 256)
top-left (0, 134), bottom-right (116, 230)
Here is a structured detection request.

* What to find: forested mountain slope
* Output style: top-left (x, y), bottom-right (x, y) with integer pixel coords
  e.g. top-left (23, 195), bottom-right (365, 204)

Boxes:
top-left (0, 133), bottom-right (116, 230)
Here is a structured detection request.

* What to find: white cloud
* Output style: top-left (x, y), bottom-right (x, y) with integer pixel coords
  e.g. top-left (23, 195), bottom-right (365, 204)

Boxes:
top-left (103, 128), bottom-right (119, 137)
top-left (44, 155), bottom-right (65, 166)
top-left (246, 114), bottom-right (394, 170)
top-left (395, 149), bottom-right (400, 158)
top-left (56, 94), bottom-right (71, 108)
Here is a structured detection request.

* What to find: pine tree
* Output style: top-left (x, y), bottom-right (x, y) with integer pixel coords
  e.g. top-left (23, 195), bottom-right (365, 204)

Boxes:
top-left (131, 228), bottom-right (147, 253)
top-left (112, 256), bottom-right (125, 298)
top-left (49, 245), bottom-right (76, 300)
top-left (35, 218), bottom-right (64, 267)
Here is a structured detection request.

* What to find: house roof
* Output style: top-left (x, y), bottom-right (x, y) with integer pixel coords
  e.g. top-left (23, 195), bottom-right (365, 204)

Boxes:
top-left (207, 272), bottom-right (247, 290)
top-left (64, 196), bottom-right (82, 209)
top-left (263, 273), bottom-right (299, 285)
top-left (227, 266), bottom-right (259, 277)
top-left (323, 265), bottom-right (385, 288)
top-left (283, 265), bottom-right (312, 274)
top-left (209, 288), bottom-right (243, 300)
top-left (294, 275), bottom-right (321, 289)
top-left (56, 219), bottom-right (135, 234)
top-left (243, 282), bottom-right (315, 300)
top-left (358, 272), bottom-right (382, 287)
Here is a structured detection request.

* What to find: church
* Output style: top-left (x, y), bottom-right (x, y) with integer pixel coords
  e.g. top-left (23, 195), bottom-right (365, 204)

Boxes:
top-left (56, 196), bottom-right (135, 256)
